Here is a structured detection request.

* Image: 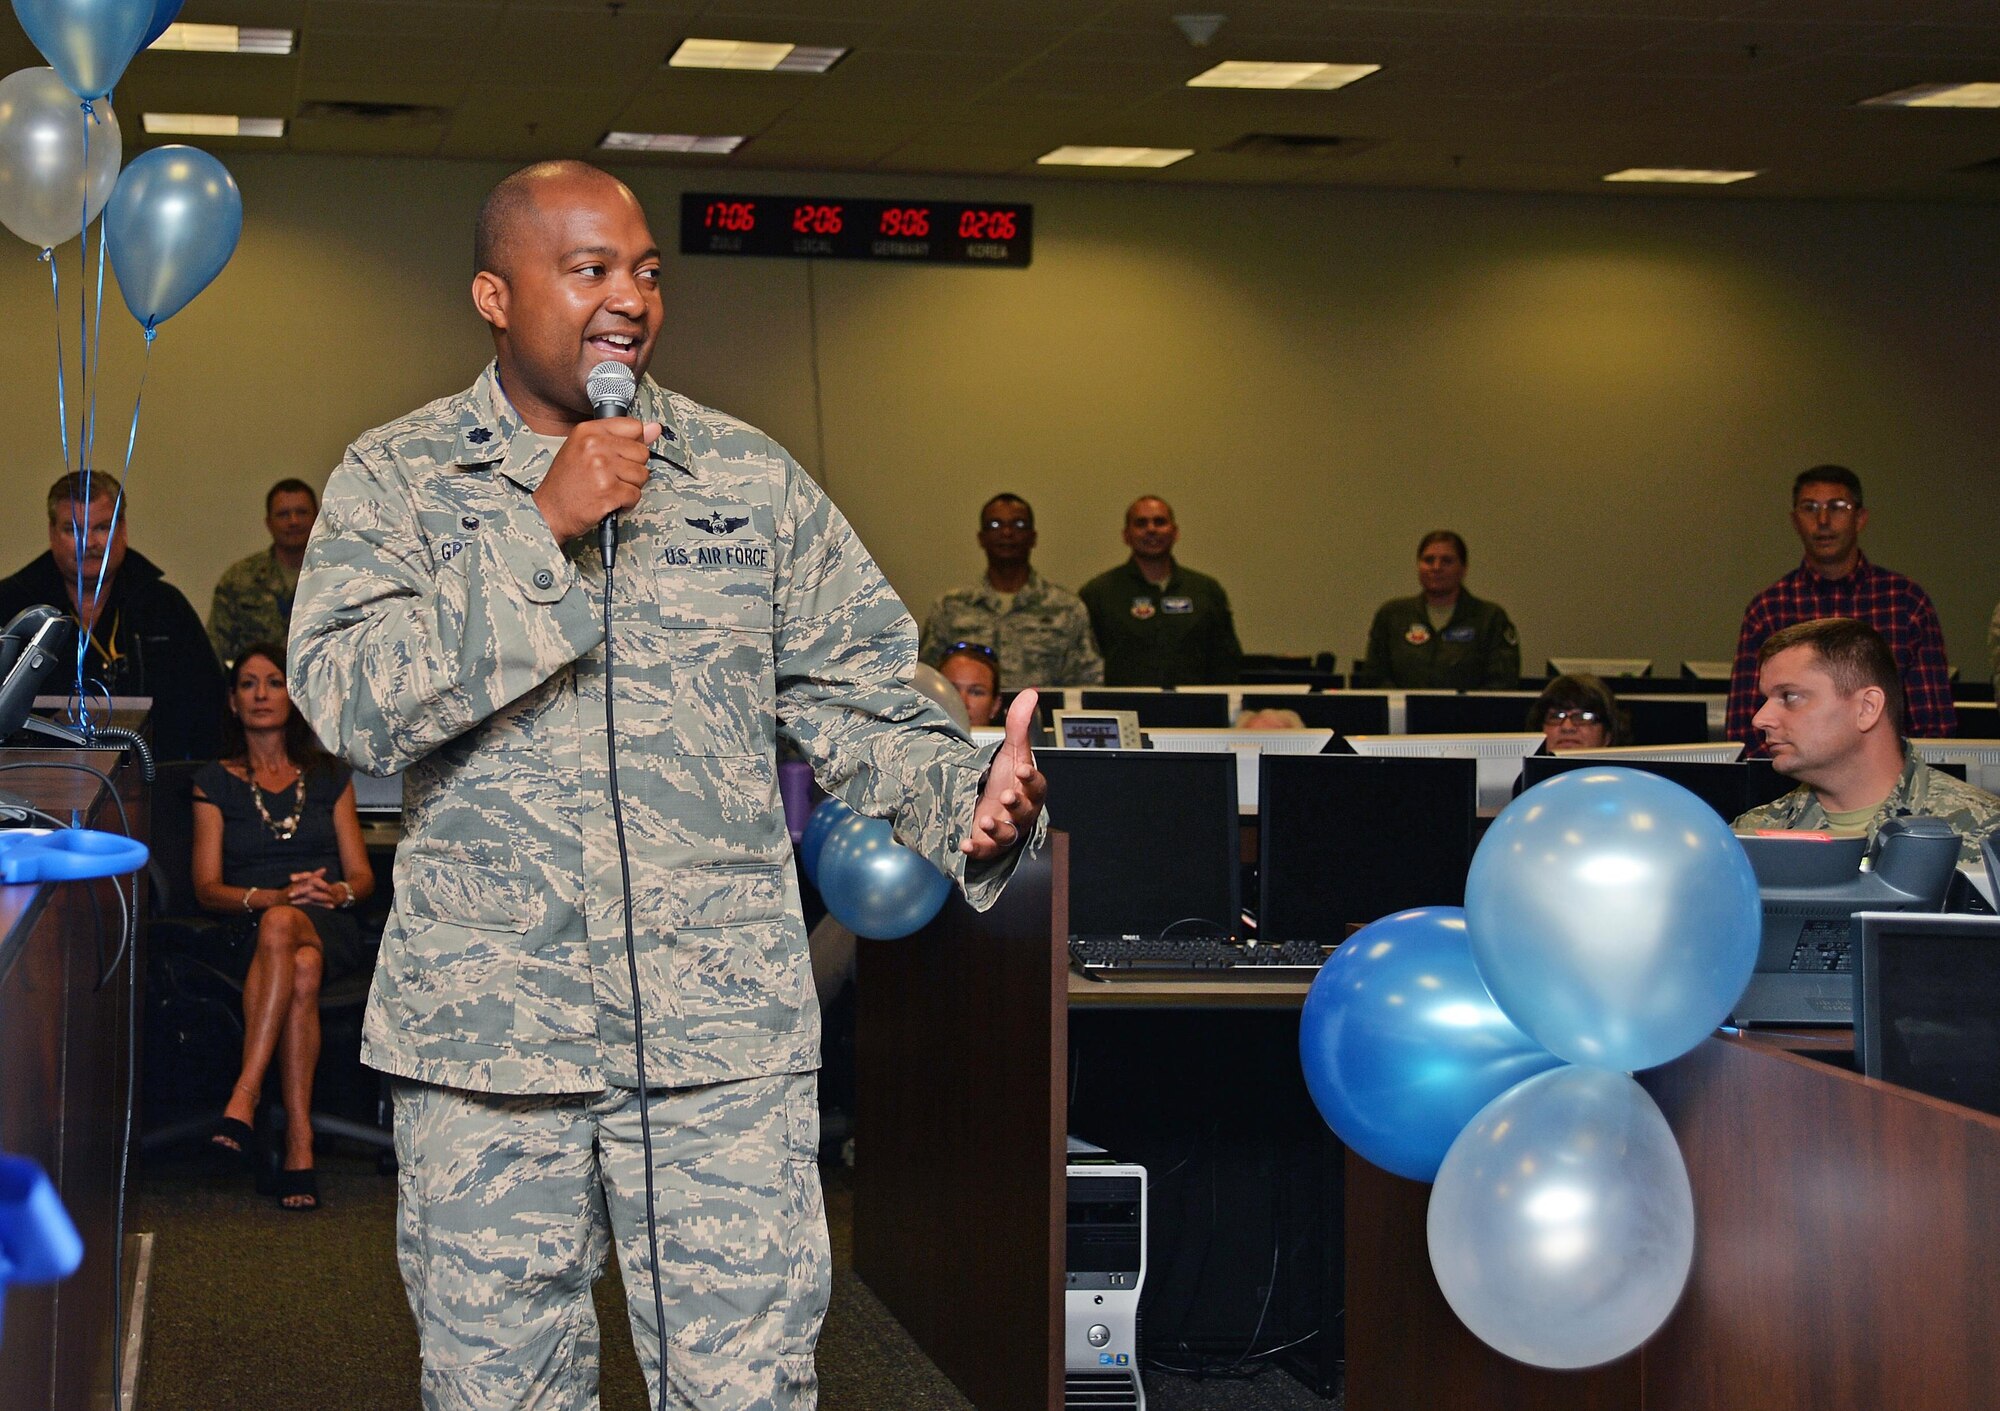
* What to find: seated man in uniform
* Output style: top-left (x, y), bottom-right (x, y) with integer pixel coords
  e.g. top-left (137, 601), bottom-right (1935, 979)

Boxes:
top-left (1734, 617), bottom-right (2000, 865)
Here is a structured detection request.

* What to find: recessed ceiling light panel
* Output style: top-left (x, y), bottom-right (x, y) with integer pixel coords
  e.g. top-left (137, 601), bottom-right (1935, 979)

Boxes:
top-left (1860, 82), bottom-right (2000, 109)
top-left (142, 113), bottom-right (285, 137)
top-left (1038, 145), bottom-right (1194, 168)
top-left (669, 39), bottom-right (846, 72)
top-left (600, 132), bottom-right (745, 154)
top-left (1187, 60), bottom-right (1379, 91)
top-left (148, 23), bottom-right (294, 54)
top-left (1603, 167), bottom-right (1759, 184)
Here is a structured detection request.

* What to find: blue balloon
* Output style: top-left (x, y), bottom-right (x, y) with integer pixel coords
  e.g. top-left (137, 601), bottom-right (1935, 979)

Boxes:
top-left (1300, 906), bottom-right (1563, 1182)
top-left (816, 812), bottom-right (952, 940)
top-left (104, 144), bottom-right (241, 329)
top-left (1466, 766), bottom-right (1760, 1073)
top-left (139, 0), bottom-right (183, 50)
top-left (13, 0), bottom-right (155, 99)
top-left (797, 798), bottom-right (852, 887)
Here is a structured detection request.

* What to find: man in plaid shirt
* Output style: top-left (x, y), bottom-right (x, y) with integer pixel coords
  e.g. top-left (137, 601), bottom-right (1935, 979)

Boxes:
top-left (1725, 465), bottom-right (1954, 748)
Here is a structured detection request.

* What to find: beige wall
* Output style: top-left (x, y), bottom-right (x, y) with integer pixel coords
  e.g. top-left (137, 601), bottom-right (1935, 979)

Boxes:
top-left (3, 154), bottom-right (1996, 677)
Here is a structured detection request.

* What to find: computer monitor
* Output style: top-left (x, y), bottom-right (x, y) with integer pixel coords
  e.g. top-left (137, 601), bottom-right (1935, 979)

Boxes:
top-left (1570, 742), bottom-right (1744, 764)
top-left (1142, 728), bottom-right (1335, 808)
top-left (1036, 751), bottom-right (1240, 941)
top-left (1911, 738), bottom-right (2000, 795)
top-left (350, 769), bottom-right (404, 816)
top-left (1520, 754), bottom-right (1750, 823)
top-left (1257, 754), bottom-right (1477, 943)
top-left (1077, 690), bottom-right (1232, 729)
top-left (1345, 732), bottom-right (1543, 814)
top-left (1857, 912), bottom-right (2000, 1118)
top-left (1618, 697), bottom-right (1714, 747)
top-left (1403, 693), bottom-right (1540, 735)
top-left (1955, 703), bottom-right (1999, 737)
top-left (1732, 820), bottom-right (1962, 1026)
top-left (1681, 660), bottom-right (1734, 683)
top-left (1547, 656), bottom-right (1652, 679)
top-left (1243, 691), bottom-right (1389, 734)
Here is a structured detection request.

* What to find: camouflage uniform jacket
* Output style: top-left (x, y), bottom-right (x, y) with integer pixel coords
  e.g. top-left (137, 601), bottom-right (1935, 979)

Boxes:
top-left (291, 364), bottom-right (1035, 1095)
top-left (1733, 743), bottom-right (2000, 867)
top-left (918, 568), bottom-right (1104, 688)
top-left (208, 545), bottom-right (296, 667)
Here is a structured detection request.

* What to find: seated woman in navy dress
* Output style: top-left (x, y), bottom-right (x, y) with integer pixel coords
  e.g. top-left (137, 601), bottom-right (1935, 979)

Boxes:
top-left (192, 640), bottom-right (375, 1210)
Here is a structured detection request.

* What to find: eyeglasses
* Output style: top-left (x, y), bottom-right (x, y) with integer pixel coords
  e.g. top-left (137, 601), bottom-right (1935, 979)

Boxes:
top-left (1793, 499), bottom-right (1857, 518)
top-left (982, 517), bottom-right (1032, 532)
top-left (945, 640), bottom-right (997, 661)
top-left (1546, 708), bottom-right (1602, 725)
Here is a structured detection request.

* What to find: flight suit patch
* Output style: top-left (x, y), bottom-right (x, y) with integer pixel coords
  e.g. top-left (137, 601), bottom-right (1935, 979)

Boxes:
top-left (1161, 596), bottom-right (1194, 614)
top-left (1130, 598), bottom-right (1156, 619)
top-left (1405, 623), bottom-right (1431, 646)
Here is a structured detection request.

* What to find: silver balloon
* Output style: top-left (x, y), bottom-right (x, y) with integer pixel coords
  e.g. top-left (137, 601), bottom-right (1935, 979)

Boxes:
top-left (1465, 766), bottom-right (1760, 1072)
top-left (911, 661), bottom-right (972, 731)
top-left (0, 67), bottom-right (120, 250)
top-left (1427, 1066), bottom-right (1694, 1369)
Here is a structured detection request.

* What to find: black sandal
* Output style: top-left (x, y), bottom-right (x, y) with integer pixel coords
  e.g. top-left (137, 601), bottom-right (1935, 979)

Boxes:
top-left (206, 1117), bottom-right (255, 1173)
top-left (272, 1167), bottom-right (320, 1212)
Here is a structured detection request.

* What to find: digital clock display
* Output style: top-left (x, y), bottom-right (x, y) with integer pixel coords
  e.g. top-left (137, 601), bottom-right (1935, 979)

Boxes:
top-left (681, 194), bottom-right (1032, 267)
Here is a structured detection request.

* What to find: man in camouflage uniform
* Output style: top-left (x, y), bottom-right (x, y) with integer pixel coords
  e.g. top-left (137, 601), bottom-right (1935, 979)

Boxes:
top-left (1733, 617), bottom-right (2000, 865)
top-left (918, 492), bottom-right (1103, 690)
top-left (207, 477), bottom-right (319, 667)
top-left (290, 161), bottom-right (1046, 1411)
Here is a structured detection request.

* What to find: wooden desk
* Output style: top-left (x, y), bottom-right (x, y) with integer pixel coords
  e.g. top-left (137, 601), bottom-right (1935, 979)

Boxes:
top-left (1345, 1033), bottom-right (2000, 1410)
top-left (0, 749), bottom-right (148, 1411)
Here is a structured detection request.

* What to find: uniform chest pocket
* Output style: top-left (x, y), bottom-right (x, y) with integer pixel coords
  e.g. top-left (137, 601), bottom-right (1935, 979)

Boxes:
top-left (650, 499), bottom-right (779, 757)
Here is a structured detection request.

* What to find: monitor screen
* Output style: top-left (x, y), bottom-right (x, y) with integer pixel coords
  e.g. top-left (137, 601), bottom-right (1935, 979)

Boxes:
top-left (1859, 913), bottom-right (2000, 1118)
top-left (1403, 693), bottom-right (1539, 735)
top-left (1077, 690), bottom-right (1231, 728)
top-left (350, 769), bottom-right (404, 815)
top-left (1521, 755), bottom-right (1750, 823)
top-left (1036, 751), bottom-right (1239, 940)
top-left (1257, 753), bottom-right (1477, 943)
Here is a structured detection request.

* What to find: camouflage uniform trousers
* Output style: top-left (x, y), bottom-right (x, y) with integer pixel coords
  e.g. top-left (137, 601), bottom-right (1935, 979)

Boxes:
top-left (393, 1071), bottom-right (829, 1411)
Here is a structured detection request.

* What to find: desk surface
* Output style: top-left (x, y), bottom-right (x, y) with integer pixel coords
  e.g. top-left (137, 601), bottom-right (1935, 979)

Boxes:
top-left (1067, 969), bottom-right (1312, 1006)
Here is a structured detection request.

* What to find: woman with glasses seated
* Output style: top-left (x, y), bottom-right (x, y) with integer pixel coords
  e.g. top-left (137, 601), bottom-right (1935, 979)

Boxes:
top-left (1527, 673), bottom-right (1629, 752)
top-left (938, 640), bottom-right (1003, 727)
top-left (191, 640), bottom-right (375, 1211)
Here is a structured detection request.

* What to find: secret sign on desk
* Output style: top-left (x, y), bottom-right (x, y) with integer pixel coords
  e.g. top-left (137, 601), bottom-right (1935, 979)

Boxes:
top-left (682, 193), bottom-right (1033, 266)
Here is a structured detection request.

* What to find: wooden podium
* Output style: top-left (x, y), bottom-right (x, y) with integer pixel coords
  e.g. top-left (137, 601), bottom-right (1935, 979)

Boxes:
top-left (1345, 1035), bottom-right (2000, 1411)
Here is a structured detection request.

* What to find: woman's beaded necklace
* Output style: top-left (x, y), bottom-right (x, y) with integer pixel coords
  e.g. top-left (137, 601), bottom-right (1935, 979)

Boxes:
top-left (247, 761), bottom-right (305, 841)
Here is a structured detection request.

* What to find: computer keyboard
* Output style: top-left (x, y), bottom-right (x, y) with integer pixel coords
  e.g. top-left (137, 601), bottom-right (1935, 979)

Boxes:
top-left (1070, 935), bottom-right (1331, 973)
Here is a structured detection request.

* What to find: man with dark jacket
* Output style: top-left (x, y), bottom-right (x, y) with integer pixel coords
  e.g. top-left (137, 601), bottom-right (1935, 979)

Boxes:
top-left (0, 471), bottom-right (226, 760)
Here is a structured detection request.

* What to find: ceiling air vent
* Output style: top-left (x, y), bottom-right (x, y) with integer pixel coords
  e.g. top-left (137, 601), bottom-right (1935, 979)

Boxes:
top-left (295, 101), bottom-right (450, 126)
top-left (1220, 132), bottom-right (1376, 159)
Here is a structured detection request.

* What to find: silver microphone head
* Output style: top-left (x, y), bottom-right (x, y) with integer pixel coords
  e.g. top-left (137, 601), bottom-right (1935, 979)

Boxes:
top-left (586, 360), bottom-right (637, 418)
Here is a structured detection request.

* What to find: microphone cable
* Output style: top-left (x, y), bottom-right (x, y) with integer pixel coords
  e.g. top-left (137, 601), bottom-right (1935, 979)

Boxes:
top-left (599, 523), bottom-right (672, 1411)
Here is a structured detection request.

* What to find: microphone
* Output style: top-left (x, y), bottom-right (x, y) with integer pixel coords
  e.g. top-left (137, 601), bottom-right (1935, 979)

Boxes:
top-left (585, 360), bottom-right (638, 569)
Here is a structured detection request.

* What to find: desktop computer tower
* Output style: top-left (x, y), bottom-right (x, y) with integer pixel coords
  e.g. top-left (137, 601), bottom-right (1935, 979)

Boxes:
top-left (1066, 1156), bottom-right (1147, 1411)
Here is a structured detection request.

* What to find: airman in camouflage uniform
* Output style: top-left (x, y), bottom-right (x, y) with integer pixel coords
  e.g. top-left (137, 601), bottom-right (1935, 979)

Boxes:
top-left (1731, 617), bottom-right (1999, 868)
top-left (1735, 743), bottom-right (2000, 867)
top-left (918, 494), bottom-right (1103, 689)
top-left (207, 478), bottom-right (319, 667)
top-left (290, 161), bottom-right (1045, 1411)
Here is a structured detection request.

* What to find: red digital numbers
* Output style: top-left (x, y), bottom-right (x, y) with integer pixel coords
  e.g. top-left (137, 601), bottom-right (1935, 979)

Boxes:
top-left (704, 200), bottom-right (756, 233)
top-left (956, 208), bottom-right (1018, 241)
top-left (791, 203), bottom-right (844, 235)
top-left (878, 206), bottom-right (931, 238)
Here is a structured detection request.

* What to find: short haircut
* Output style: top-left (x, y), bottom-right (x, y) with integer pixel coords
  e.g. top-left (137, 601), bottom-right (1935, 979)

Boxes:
top-left (1792, 464), bottom-right (1863, 508)
top-left (1527, 674), bottom-right (1629, 745)
top-left (981, 493), bottom-right (1032, 524)
top-left (1125, 495), bottom-right (1173, 524)
top-left (265, 478), bottom-right (318, 513)
top-left (1419, 529), bottom-right (1468, 564)
top-left (474, 159), bottom-right (622, 278)
top-left (940, 641), bottom-right (1001, 695)
top-left (46, 471), bottom-right (123, 523)
top-left (1758, 617), bottom-right (1904, 736)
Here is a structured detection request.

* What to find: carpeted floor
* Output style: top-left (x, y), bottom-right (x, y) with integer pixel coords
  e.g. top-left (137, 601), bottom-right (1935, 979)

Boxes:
top-left (132, 1148), bottom-right (1335, 1410)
